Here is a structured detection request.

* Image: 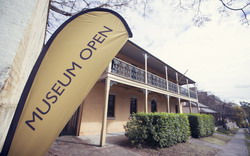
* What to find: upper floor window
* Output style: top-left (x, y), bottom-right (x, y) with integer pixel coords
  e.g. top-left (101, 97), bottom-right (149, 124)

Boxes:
top-left (107, 95), bottom-right (115, 117)
top-left (130, 98), bottom-right (137, 114)
top-left (151, 99), bottom-right (157, 113)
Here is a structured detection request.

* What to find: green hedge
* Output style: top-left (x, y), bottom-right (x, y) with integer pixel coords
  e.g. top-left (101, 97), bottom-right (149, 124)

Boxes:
top-left (124, 112), bottom-right (190, 148)
top-left (188, 114), bottom-right (215, 138)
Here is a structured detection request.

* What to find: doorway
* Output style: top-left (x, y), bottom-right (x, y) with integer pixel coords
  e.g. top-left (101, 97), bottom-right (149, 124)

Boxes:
top-left (60, 106), bottom-right (82, 136)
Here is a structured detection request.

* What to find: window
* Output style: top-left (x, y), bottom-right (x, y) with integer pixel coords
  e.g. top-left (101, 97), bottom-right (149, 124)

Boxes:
top-left (175, 105), bottom-right (178, 113)
top-left (130, 98), bottom-right (137, 114)
top-left (151, 99), bottom-right (157, 113)
top-left (107, 95), bottom-right (115, 117)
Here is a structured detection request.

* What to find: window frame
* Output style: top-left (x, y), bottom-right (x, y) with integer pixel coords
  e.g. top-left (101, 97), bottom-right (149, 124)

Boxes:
top-left (151, 99), bottom-right (157, 113)
top-left (107, 94), bottom-right (115, 118)
top-left (130, 98), bottom-right (137, 114)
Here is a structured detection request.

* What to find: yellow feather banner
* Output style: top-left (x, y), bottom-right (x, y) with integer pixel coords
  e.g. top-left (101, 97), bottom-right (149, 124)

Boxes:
top-left (1, 8), bottom-right (132, 156)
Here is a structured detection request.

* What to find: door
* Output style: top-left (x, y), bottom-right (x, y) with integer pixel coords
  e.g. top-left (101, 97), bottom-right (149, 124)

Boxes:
top-left (60, 106), bottom-right (81, 136)
top-left (151, 99), bottom-right (157, 113)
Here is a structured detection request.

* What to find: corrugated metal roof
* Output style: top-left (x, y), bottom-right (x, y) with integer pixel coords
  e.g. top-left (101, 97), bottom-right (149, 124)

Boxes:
top-left (183, 102), bottom-right (198, 107)
top-left (198, 103), bottom-right (208, 108)
top-left (200, 108), bottom-right (217, 113)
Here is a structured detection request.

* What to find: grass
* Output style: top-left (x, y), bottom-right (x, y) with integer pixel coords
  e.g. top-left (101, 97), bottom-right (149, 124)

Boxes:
top-left (201, 133), bottom-right (232, 145)
top-left (129, 141), bottom-right (219, 156)
top-left (216, 127), bottom-right (238, 136)
top-left (244, 129), bottom-right (250, 156)
top-left (125, 132), bottom-right (232, 156)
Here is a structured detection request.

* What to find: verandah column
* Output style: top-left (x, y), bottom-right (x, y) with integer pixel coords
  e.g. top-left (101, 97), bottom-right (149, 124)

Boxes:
top-left (189, 101), bottom-right (192, 113)
top-left (165, 66), bottom-right (169, 90)
top-left (186, 79), bottom-right (190, 97)
top-left (100, 77), bottom-right (110, 147)
top-left (178, 98), bottom-right (183, 113)
top-left (144, 53), bottom-right (148, 84)
top-left (145, 89), bottom-right (148, 113)
top-left (167, 95), bottom-right (170, 113)
top-left (197, 102), bottom-right (200, 113)
top-left (194, 83), bottom-right (200, 113)
top-left (176, 72), bottom-right (180, 94)
top-left (107, 61), bottom-right (112, 73)
top-left (144, 53), bottom-right (148, 113)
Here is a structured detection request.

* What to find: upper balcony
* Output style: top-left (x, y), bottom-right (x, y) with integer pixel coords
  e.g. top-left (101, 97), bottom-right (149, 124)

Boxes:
top-left (110, 57), bottom-right (197, 99)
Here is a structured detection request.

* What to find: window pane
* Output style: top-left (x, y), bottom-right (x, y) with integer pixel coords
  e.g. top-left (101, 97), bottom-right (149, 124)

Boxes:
top-left (151, 100), bottom-right (157, 113)
top-left (130, 98), bottom-right (137, 114)
top-left (107, 95), bottom-right (115, 117)
top-left (175, 105), bottom-right (178, 113)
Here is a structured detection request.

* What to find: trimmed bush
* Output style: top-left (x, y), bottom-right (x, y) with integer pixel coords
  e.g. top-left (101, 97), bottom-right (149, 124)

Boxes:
top-left (124, 112), bottom-right (190, 148)
top-left (188, 113), bottom-right (215, 138)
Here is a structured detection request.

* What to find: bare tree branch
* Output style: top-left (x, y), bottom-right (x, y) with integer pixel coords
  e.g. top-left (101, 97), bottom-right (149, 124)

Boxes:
top-left (50, 4), bottom-right (74, 16)
top-left (46, 0), bottom-right (250, 38)
top-left (219, 0), bottom-right (250, 25)
top-left (176, 0), bottom-right (188, 11)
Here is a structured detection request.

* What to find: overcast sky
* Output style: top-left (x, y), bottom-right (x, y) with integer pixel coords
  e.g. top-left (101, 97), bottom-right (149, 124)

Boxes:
top-left (121, 1), bottom-right (250, 104)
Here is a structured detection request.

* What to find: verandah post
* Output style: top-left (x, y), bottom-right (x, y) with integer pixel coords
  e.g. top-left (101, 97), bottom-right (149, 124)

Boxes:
top-left (100, 77), bottom-right (110, 146)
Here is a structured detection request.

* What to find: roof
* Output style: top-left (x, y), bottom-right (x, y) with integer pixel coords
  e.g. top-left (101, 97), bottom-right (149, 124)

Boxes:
top-left (125, 40), bottom-right (196, 85)
top-left (183, 102), bottom-right (198, 107)
top-left (197, 103), bottom-right (208, 108)
top-left (200, 108), bottom-right (217, 114)
top-left (184, 102), bottom-right (217, 114)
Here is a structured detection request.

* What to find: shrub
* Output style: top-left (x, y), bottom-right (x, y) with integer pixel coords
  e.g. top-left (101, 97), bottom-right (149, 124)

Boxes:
top-left (124, 112), bottom-right (190, 148)
top-left (188, 113), bottom-right (215, 138)
top-left (239, 121), bottom-right (249, 128)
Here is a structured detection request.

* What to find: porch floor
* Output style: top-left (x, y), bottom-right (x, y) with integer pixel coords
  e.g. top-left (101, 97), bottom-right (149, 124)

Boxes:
top-left (46, 132), bottom-right (137, 156)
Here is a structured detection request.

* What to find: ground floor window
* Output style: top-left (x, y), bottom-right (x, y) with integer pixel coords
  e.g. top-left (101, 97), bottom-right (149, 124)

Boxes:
top-left (107, 95), bottom-right (115, 117)
top-left (130, 98), bottom-right (137, 114)
top-left (151, 99), bottom-right (157, 113)
top-left (175, 104), bottom-right (178, 113)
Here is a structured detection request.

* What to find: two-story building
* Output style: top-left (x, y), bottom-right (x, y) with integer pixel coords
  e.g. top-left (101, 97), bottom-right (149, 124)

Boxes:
top-left (60, 40), bottom-right (199, 145)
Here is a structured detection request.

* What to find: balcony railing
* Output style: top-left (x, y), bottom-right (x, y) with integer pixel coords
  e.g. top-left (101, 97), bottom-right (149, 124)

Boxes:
top-left (147, 72), bottom-right (168, 90)
top-left (189, 90), bottom-right (197, 99)
top-left (180, 86), bottom-right (189, 97)
top-left (110, 58), bottom-right (197, 99)
top-left (111, 58), bottom-right (145, 83)
top-left (168, 81), bottom-right (178, 93)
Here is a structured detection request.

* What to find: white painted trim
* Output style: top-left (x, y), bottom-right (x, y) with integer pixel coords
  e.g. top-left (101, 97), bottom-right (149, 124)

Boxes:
top-left (107, 73), bottom-right (198, 103)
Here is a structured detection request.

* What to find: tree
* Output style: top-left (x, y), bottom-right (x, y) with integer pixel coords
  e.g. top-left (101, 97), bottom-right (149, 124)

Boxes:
top-left (197, 91), bottom-right (235, 126)
top-left (231, 105), bottom-right (247, 127)
top-left (172, 0), bottom-right (250, 26)
top-left (48, 0), bottom-right (250, 34)
top-left (240, 101), bottom-right (250, 122)
top-left (48, 0), bottom-right (152, 34)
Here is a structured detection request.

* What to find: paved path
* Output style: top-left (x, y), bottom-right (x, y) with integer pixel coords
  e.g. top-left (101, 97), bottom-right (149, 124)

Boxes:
top-left (216, 128), bottom-right (248, 156)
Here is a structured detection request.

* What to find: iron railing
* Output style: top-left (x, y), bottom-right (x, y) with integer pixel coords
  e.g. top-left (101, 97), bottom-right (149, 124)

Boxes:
top-left (189, 90), bottom-right (197, 99)
top-left (111, 58), bottom-right (145, 83)
top-left (180, 86), bottom-right (189, 97)
top-left (147, 72), bottom-right (168, 90)
top-left (168, 81), bottom-right (178, 93)
top-left (110, 58), bottom-right (196, 99)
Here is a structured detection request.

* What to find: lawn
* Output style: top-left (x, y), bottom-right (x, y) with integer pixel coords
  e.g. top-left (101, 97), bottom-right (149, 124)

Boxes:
top-left (122, 133), bottom-right (233, 156)
top-left (128, 140), bottom-right (220, 156)
top-left (216, 127), bottom-right (238, 136)
top-left (201, 133), bottom-right (232, 145)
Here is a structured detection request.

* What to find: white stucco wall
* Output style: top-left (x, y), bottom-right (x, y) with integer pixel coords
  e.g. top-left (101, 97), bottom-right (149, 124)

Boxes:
top-left (0, 0), bottom-right (50, 150)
